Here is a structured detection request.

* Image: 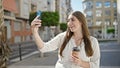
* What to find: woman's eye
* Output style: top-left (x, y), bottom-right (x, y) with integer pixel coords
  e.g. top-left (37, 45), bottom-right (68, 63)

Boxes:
top-left (67, 19), bottom-right (70, 22)
top-left (67, 18), bottom-right (74, 22)
top-left (71, 18), bottom-right (74, 21)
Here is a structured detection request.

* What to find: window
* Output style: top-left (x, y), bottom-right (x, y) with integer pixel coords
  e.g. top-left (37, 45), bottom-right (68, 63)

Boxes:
top-left (114, 12), bottom-right (117, 17)
top-left (4, 10), bottom-right (11, 16)
top-left (23, 3), bottom-right (29, 16)
top-left (105, 10), bottom-right (111, 16)
top-left (86, 1), bottom-right (93, 9)
top-left (96, 20), bottom-right (102, 26)
top-left (26, 21), bottom-right (30, 30)
top-left (105, 19), bottom-right (111, 25)
top-left (86, 11), bottom-right (92, 17)
top-left (14, 21), bottom-right (21, 31)
top-left (4, 19), bottom-right (11, 39)
top-left (83, 1), bottom-right (93, 10)
top-left (96, 10), bottom-right (102, 17)
top-left (14, 36), bottom-right (21, 43)
top-left (104, 1), bottom-right (111, 8)
top-left (87, 20), bottom-right (92, 26)
top-left (113, 2), bottom-right (117, 8)
top-left (96, 2), bottom-right (102, 8)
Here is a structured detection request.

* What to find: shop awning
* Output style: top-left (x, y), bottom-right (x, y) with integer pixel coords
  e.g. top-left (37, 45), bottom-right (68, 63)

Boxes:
top-left (3, 0), bottom-right (18, 13)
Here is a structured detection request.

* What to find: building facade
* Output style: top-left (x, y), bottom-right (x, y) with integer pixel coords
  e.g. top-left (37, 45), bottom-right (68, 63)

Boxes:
top-left (117, 0), bottom-right (120, 43)
top-left (0, 0), bottom-right (3, 25)
top-left (3, 0), bottom-right (32, 43)
top-left (59, 0), bottom-right (72, 23)
top-left (31, 0), bottom-right (55, 12)
top-left (55, 0), bottom-right (60, 12)
top-left (83, 0), bottom-right (117, 39)
top-left (15, 0), bottom-right (31, 43)
top-left (31, 0), bottom-right (72, 23)
top-left (3, 0), bottom-right (18, 43)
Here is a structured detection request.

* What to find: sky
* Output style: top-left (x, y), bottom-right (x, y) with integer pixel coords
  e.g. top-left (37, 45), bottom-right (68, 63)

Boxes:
top-left (71, 0), bottom-right (83, 12)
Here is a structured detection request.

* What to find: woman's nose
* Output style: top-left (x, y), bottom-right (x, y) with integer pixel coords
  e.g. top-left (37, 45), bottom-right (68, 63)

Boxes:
top-left (69, 21), bottom-right (73, 25)
top-left (68, 22), bottom-right (73, 26)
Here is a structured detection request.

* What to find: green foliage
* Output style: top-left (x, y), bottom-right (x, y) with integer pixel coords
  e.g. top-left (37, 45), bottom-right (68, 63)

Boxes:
top-left (29, 12), bottom-right (37, 25)
top-left (29, 11), bottom-right (59, 26)
top-left (41, 11), bottom-right (59, 26)
top-left (60, 23), bottom-right (67, 31)
top-left (107, 28), bottom-right (115, 33)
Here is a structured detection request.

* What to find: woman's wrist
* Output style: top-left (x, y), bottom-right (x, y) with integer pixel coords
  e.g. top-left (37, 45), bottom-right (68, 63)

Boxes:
top-left (32, 31), bottom-right (38, 35)
top-left (78, 59), bottom-right (83, 66)
top-left (79, 60), bottom-right (90, 68)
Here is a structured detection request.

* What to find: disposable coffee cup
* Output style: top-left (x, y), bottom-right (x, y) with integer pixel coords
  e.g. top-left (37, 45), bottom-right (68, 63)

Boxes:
top-left (72, 47), bottom-right (80, 52)
top-left (72, 47), bottom-right (80, 57)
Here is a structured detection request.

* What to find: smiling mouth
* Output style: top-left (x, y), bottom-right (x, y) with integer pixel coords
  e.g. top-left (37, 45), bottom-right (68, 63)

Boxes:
top-left (70, 27), bottom-right (74, 30)
top-left (70, 26), bottom-right (74, 29)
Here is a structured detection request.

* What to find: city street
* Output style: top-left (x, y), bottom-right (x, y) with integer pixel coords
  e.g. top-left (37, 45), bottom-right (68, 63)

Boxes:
top-left (100, 41), bottom-right (120, 66)
top-left (1, 0), bottom-right (120, 68)
top-left (8, 41), bottom-right (120, 68)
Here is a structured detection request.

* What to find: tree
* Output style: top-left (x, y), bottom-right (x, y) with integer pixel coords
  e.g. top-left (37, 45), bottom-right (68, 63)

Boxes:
top-left (0, 0), bottom-right (11, 68)
top-left (29, 12), bottom-right (37, 25)
top-left (41, 11), bottom-right (59, 26)
top-left (60, 23), bottom-right (67, 31)
top-left (29, 11), bottom-right (59, 26)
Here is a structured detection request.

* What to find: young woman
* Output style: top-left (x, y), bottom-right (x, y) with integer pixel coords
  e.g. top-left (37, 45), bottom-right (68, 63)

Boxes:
top-left (31, 11), bottom-right (100, 68)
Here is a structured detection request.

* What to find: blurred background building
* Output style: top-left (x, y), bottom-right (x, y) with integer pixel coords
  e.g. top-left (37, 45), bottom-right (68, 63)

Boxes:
top-left (0, 0), bottom-right (3, 26)
top-left (31, 0), bottom-right (55, 12)
top-left (83, 0), bottom-right (117, 40)
top-left (2, 0), bottom-right (119, 43)
top-left (3, 0), bottom-right (31, 43)
top-left (59, 0), bottom-right (72, 23)
top-left (1, 0), bottom-right (72, 44)
top-left (117, 0), bottom-right (120, 43)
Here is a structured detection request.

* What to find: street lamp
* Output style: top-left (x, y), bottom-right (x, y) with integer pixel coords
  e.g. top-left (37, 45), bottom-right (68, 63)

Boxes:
top-left (113, 20), bottom-right (118, 38)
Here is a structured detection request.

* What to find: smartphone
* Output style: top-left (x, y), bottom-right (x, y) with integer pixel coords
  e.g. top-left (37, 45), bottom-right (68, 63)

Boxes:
top-left (36, 10), bottom-right (42, 20)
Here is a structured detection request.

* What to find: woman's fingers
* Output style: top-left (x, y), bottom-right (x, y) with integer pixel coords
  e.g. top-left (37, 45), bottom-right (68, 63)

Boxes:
top-left (31, 18), bottom-right (42, 28)
top-left (31, 19), bottom-right (41, 25)
top-left (71, 55), bottom-right (81, 65)
top-left (34, 15), bottom-right (40, 20)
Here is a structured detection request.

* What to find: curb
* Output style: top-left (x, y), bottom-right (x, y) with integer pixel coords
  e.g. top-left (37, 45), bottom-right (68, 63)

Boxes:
top-left (100, 66), bottom-right (120, 68)
top-left (8, 66), bottom-right (54, 68)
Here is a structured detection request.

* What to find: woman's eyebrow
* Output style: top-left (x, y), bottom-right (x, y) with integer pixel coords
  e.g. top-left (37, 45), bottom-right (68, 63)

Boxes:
top-left (68, 17), bottom-right (74, 20)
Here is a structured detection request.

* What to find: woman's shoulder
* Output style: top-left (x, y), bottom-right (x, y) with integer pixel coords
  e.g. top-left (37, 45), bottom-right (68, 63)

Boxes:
top-left (57, 31), bottom-right (66, 37)
top-left (89, 36), bottom-right (99, 49)
top-left (90, 36), bottom-right (98, 42)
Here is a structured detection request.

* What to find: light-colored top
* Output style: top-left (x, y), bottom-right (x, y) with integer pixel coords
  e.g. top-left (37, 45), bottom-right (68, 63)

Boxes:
top-left (39, 32), bottom-right (100, 68)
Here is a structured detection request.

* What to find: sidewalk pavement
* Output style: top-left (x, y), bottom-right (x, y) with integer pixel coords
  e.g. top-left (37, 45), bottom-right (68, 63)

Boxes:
top-left (8, 66), bottom-right (55, 68)
top-left (8, 51), bottom-right (57, 68)
top-left (8, 51), bottom-right (120, 68)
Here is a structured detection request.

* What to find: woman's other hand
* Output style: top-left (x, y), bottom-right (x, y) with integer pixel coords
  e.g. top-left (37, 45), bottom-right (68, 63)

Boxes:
top-left (71, 52), bottom-right (83, 66)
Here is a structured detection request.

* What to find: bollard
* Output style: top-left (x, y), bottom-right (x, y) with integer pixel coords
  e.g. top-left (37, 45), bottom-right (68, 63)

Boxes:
top-left (19, 44), bottom-right (22, 61)
top-left (40, 52), bottom-right (44, 57)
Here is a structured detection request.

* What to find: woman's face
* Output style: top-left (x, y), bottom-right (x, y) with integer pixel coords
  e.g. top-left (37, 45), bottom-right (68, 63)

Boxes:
top-left (67, 14), bottom-right (82, 32)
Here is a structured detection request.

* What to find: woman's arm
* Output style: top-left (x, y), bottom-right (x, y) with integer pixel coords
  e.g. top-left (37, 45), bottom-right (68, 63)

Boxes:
top-left (31, 16), bottom-right (44, 49)
top-left (31, 16), bottom-right (66, 53)
top-left (39, 32), bottom-right (65, 53)
top-left (32, 30), bottom-right (44, 49)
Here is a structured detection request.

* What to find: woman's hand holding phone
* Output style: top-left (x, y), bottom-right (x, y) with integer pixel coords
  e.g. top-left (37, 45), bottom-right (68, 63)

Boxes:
top-left (31, 11), bottom-right (42, 33)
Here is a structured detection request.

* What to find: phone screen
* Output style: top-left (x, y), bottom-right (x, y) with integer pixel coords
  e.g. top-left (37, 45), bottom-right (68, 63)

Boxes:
top-left (36, 10), bottom-right (42, 20)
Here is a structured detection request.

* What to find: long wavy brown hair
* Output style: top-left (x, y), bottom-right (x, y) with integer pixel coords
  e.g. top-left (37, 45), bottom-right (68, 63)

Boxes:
top-left (60, 11), bottom-right (93, 57)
